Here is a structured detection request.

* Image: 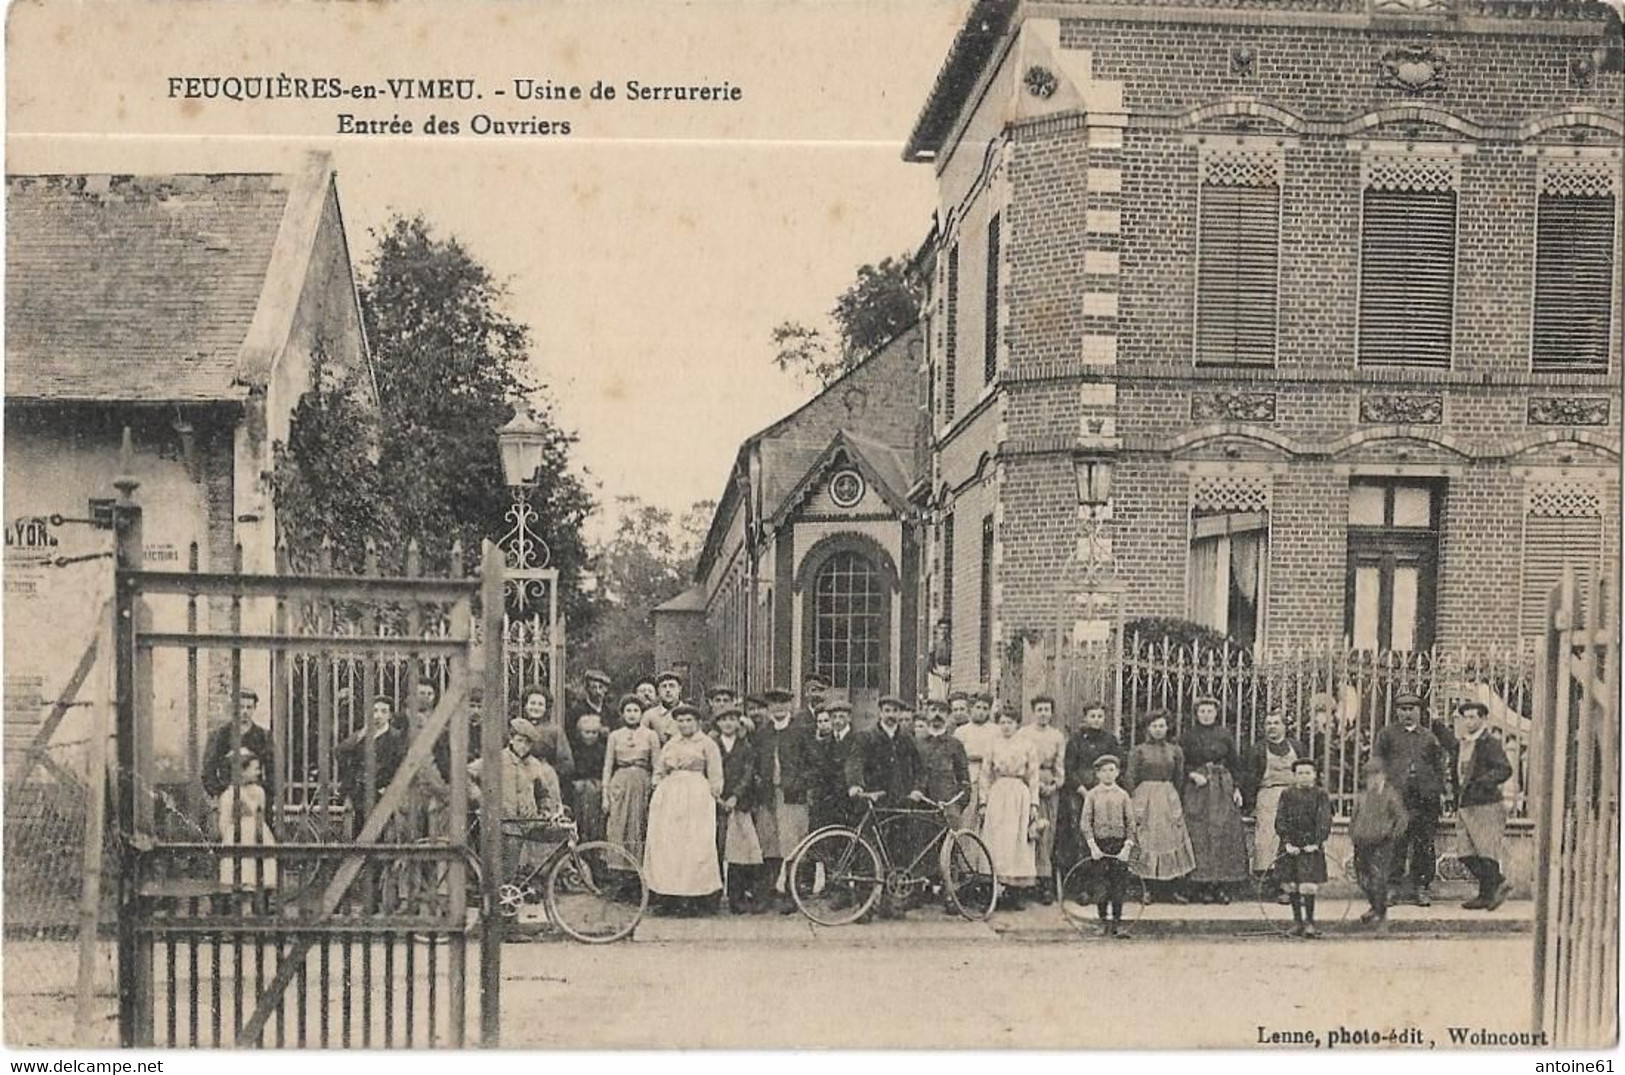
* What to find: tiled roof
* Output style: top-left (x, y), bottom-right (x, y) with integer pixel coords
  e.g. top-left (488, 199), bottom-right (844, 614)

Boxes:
top-left (6, 172), bottom-right (294, 402)
top-left (655, 584), bottom-right (710, 614)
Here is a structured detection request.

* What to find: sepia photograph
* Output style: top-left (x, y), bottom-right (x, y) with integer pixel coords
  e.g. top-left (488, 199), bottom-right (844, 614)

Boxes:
top-left (2, 0), bottom-right (1621, 1055)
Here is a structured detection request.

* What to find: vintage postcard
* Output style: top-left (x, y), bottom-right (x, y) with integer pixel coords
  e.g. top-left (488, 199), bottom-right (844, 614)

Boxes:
top-left (3, 0), bottom-right (1621, 1054)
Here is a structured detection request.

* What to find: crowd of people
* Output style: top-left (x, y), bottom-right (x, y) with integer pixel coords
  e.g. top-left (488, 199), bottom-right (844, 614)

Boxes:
top-left (202, 669), bottom-right (1516, 936)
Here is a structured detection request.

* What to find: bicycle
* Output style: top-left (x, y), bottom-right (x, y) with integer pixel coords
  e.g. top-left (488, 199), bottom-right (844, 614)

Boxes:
top-left (786, 792), bottom-right (999, 926)
top-left (452, 810), bottom-right (649, 943)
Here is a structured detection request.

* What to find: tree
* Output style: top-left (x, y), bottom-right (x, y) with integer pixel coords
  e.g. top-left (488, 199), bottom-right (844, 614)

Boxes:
top-left (572, 496), bottom-right (714, 687)
top-left (273, 214), bottom-right (595, 634)
top-left (270, 342), bottom-right (388, 568)
top-left (360, 215), bottom-right (595, 627)
top-left (772, 254), bottom-right (923, 388)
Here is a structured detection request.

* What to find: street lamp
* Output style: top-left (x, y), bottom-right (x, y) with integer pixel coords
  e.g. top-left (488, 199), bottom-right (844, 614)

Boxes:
top-left (497, 410), bottom-right (549, 490)
top-left (1074, 455), bottom-right (1113, 509)
top-left (496, 410), bottom-right (551, 574)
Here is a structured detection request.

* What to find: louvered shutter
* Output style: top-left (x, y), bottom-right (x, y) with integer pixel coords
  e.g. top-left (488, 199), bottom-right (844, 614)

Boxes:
top-left (1358, 189), bottom-right (1456, 367)
top-left (1521, 513), bottom-right (1604, 637)
top-left (1196, 184), bottom-right (1279, 366)
top-left (944, 243), bottom-right (959, 421)
top-left (1533, 194), bottom-right (1615, 371)
top-left (984, 213), bottom-right (1001, 385)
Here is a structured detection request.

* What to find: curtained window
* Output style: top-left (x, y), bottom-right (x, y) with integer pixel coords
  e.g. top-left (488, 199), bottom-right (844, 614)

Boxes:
top-left (1188, 509), bottom-right (1268, 649)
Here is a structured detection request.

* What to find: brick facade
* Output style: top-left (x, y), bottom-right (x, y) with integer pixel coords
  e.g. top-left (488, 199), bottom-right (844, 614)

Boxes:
top-left (911, 1), bottom-right (1623, 669)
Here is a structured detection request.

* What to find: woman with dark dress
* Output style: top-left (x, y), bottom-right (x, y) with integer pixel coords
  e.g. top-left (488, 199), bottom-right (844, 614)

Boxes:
top-left (1125, 710), bottom-right (1195, 901)
top-left (1180, 696), bottom-right (1250, 903)
top-left (1274, 757), bottom-right (1333, 938)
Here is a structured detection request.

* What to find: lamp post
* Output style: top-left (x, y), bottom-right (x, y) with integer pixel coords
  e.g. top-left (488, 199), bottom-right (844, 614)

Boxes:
top-left (496, 410), bottom-right (552, 578)
top-left (1052, 452), bottom-right (1117, 698)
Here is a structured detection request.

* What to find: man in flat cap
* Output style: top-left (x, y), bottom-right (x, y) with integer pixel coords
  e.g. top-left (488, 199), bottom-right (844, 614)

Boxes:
top-left (752, 686), bottom-right (818, 912)
top-left (797, 673), bottom-right (829, 729)
top-left (1373, 690), bottom-right (1451, 906)
top-left (1452, 700), bottom-right (1513, 911)
top-left (810, 698), bottom-right (859, 833)
top-left (847, 695), bottom-right (926, 809)
top-left (706, 684), bottom-right (741, 734)
top-left (569, 668), bottom-right (614, 752)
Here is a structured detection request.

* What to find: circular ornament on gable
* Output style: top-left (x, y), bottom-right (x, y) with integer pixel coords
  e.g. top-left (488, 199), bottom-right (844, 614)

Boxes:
top-left (829, 469), bottom-right (866, 508)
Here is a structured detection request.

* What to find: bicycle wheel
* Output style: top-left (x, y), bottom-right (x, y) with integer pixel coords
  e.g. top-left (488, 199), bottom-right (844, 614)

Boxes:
top-left (941, 829), bottom-right (999, 921)
top-left (543, 841), bottom-right (647, 943)
top-left (790, 828), bottom-right (883, 926)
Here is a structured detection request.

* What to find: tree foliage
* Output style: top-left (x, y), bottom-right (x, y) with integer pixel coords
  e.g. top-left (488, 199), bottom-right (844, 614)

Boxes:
top-left (572, 496), bottom-right (714, 686)
top-left (771, 254), bottom-right (923, 388)
top-left (273, 213), bottom-right (595, 632)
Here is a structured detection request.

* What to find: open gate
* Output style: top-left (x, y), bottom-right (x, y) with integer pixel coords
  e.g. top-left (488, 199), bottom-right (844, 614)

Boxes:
top-left (111, 490), bottom-right (508, 1047)
top-left (1531, 564), bottom-right (1619, 1048)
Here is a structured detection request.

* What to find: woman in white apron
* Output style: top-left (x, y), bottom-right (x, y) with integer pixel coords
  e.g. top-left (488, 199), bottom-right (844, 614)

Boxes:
top-left (1246, 712), bottom-right (1307, 901)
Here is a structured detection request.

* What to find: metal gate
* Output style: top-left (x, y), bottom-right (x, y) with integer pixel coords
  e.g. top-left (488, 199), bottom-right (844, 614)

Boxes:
top-left (498, 495), bottom-right (564, 721)
top-left (1531, 565), bottom-right (1619, 1048)
top-left (111, 489), bottom-right (507, 1047)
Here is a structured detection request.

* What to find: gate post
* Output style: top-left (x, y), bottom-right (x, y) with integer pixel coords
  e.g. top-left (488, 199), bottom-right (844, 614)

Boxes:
top-left (111, 434), bottom-right (149, 1047)
top-left (480, 542), bottom-right (506, 1046)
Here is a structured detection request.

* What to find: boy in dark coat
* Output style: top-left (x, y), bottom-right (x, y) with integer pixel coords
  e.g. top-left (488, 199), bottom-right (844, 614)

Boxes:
top-left (1348, 767), bottom-right (1408, 927)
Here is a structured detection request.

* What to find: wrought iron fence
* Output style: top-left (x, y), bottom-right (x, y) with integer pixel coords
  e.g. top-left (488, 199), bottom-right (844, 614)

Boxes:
top-left (1022, 634), bottom-right (1538, 818)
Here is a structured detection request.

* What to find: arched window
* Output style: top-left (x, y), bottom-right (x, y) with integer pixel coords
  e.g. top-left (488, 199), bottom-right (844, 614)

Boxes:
top-left (812, 550), bottom-right (885, 689)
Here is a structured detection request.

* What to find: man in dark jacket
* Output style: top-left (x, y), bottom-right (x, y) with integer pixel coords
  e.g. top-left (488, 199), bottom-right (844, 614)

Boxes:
top-left (752, 686), bottom-right (819, 912)
top-left (1372, 691), bottom-right (1451, 906)
top-left (845, 696), bottom-right (927, 807)
top-left (918, 700), bottom-right (971, 821)
top-left (845, 696), bottom-right (927, 917)
top-left (1453, 701), bottom-right (1514, 910)
top-left (202, 688), bottom-right (277, 804)
top-left (810, 700), bottom-right (859, 832)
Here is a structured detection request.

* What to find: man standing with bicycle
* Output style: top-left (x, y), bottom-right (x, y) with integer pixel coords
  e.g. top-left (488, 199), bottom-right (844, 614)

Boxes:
top-left (845, 696), bottom-right (928, 917)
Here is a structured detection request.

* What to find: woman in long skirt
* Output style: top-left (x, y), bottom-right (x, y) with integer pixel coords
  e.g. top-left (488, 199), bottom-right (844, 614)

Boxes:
top-left (978, 707), bottom-right (1040, 909)
top-left (1180, 696), bottom-right (1250, 903)
top-left (1126, 710), bottom-right (1195, 900)
top-left (603, 694), bottom-right (660, 862)
top-left (643, 705), bottom-right (724, 914)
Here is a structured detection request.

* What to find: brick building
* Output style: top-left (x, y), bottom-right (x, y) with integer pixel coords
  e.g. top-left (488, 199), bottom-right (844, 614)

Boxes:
top-left (907, 0), bottom-right (1622, 698)
top-left (656, 327), bottom-right (925, 723)
top-left (4, 152), bottom-right (373, 781)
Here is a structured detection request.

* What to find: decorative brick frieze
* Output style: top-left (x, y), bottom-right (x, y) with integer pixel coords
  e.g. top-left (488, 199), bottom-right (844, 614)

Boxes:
top-left (1360, 394), bottom-right (1444, 424)
top-left (1190, 392), bottom-right (1279, 423)
top-left (1527, 397), bottom-right (1611, 426)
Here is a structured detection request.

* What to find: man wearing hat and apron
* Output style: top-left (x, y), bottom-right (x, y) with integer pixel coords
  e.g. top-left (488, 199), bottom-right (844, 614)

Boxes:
top-left (1372, 690), bottom-right (1450, 906)
top-left (1453, 701), bottom-right (1513, 910)
top-left (752, 686), bottom-right (817, 912)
